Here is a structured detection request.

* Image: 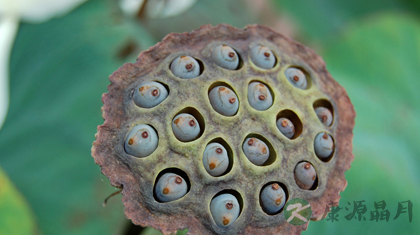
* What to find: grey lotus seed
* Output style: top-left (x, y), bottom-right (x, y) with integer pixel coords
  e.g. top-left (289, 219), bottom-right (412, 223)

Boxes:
top-left (315, 107), bottom-right (333, 126)
top-left (276, 117), bottom-right (295, 139)
top-left (208, 86), bottom-right (239, 116)
top-left (250, 45), bottom-right (276, 69)
top-left (133, 81), bottom-right (168, 108)
top-left (247, 82), bottom-right (273, 111)
top-left (155, 173), bottom-right (188, 202)
top-left (314, 132), bottom-right (334, 159)
top-left (124, 124), bottom-right (158, 158)
top-left (211, 45), bottom-right (239, 70)
top-left (260, 183), bottom-right (286, 214)
top-left (172, 113), bottom-right (200, 142)
top-left (242, 137), bottom-right (269, 166)
top-left (170, 56), bottom-right (200, 79)
top-left (285, 67), bottom-right (307, 89)
top-left (210, 194), bottom-right (240, 227)
top-left (294, 162), bottom-right (316, 190)
top-left (203, 143), bottom-right (229, 177)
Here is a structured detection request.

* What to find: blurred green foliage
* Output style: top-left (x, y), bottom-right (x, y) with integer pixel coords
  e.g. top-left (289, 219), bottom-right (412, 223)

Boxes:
top-left (0, 167), bottom-right (39, 235)
top-left (0, 0), bottom-right (419, 234)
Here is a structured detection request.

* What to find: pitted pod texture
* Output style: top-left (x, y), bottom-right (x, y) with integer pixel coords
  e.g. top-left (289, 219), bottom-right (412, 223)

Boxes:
top-left (92, 24), bottom-right (355, 235)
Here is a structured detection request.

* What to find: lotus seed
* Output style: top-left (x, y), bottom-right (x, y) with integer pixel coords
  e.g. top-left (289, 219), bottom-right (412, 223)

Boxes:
top-left (172, 113), bottom-right (200, 142)
top-left (203, 143), bottom-right (229, 177)
top-left (209, 86), bottom-right (239, 116)
top-left (260, 183), bottom-right (286, 214)
top-left (285, 67), bottom-right (307, 89)
top-left (133, 81), bottom-right (168, 108)
top-left (315, 107), bottom-right (333, 126)
top-left (294, 162), bottom-right (316, 190)
top-left (247, 82), bottom-right (273, 111)
top-left (210, 194), bottom-right (240, 227)
top-left (242, 137), bottom-right (269, 166)
top-left (155, 173), bottom-right (188, 202)
top-left (276, 118), bottom-right (295, 139)
top-left (250, 45), bottom-right (276, 69)
top-left (314, 132), bottom-right (334, 159)
top-left (170, 56), bottom-right (200, 79)
top-left (124, 124), bottom-right (158, 158)
top-left (211, 45), bottom-right (239, 70)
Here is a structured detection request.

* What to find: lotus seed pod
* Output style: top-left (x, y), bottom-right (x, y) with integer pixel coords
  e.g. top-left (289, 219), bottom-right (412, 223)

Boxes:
top-left (172, 113), bottom-right (200, 142)
top-left (247, 82), bottom-right (273, 111)
top-left (315, 107), bottom-right (333, 126)
top-left (260, 183), bottom-right (286, 215)
top-left (314, 132), bottom-right (334, 159)
top-left (294, 162), bottom-right (316, 190)
top-left (133, 81), bottom-right (168, 108)
top-left (250, 45), bottom-right (276, 69)
top-left (211, 45), bottom-right (239, 70)
top-left (170, 56), bottom-right (200, 79)
top-left (93, 24), bottom-right (356, 235)
top-left (155, 173), bottom-right (188, 202)
top-left (124, 124), bottom-right (158, 157)
top-left (276, 117), bottom-right (295, 139)
top-left (210, 194), bottom-right (240, 227)
top-left (242, 137), bottom-right (269, 166)
top-left (203, 143), bottom-right (229, 177)
top-left (285, 67), bottom-right (307, 89)
top-left (208, 86), bottom-right (239, 116)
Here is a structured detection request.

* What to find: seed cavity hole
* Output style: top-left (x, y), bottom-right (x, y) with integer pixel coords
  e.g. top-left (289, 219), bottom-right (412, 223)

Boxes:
top-left (242, 134), bottom-right (276, 166)
top-left (202, 138), bottom-right (234, 177)
top-left (153, 168), bottom-right (191, 203)
top-left (276, 110), bottom-right (303, 139)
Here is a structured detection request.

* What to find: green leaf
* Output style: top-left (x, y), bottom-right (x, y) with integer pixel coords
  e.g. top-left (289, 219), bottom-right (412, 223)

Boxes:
top-left (303, 13), bottom-right (420, 235)
top-left (271, 0), bottom-right (418, 43)
top-left (0, 167), bottom-right (40, 235)
top-left (0, 0), bottom-right (156, 234)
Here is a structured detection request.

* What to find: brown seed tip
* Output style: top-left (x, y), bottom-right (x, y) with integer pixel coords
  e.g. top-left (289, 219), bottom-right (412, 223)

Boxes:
top-left (128, 139), bottom-right (134, 145)
top-left (152, 89), bottom-right (159, 96)
top-left (281, 119), bottom-right (288, 127)
top-left (248, 138), bottom-right (254, 146)
top-left (258, 95), bottom-right (266, 101)
top-left (312, 175), bottom-right (316, 181)
top-left (262, 147), bottom-right (267, 154)
top-left (264, 52), bottom-right (270, 57)
top-left (174, 118), bottom-right (179, 124)
top-left (293, 75), bottom-right (299, 81)
top-left (276, 198), bottom-right (282, 206)
top-left (185, 64), bottom-right (193, 70)
top-left (223, 218), bottom-right (230, 225)
top-left (180, 55), bottom-right (186, 58)
top-left (163, 188), bottom-right (169, 194)
top-left (225, 202), bottom-right (233, 210)
top-left (209, 162), bottom-right (216, 170)
top-left (175, 176), bottom-right (183, 184)
top-left (139, 86), bottom-right (145, 92)
top-left (271, 183), bottom-right (280, 190)
top-left (304, 163), bottom-right (311, 170)
top-left (323, 132), bottom-right (328, 139)
top-left (141, 131), bottom-right (148, 138)
top-left (189, 119), bottom-right (196, 127)
top-left (219, 87), bottom-right (226, 91)
top-left (322, 115), bottom-right (328, 123)
top-left (228, 52), bottom-right (235, 58)
top-left (229, 97), bottom-right (236, 104)
top-left (216, 148), bottom-right (223, 154)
